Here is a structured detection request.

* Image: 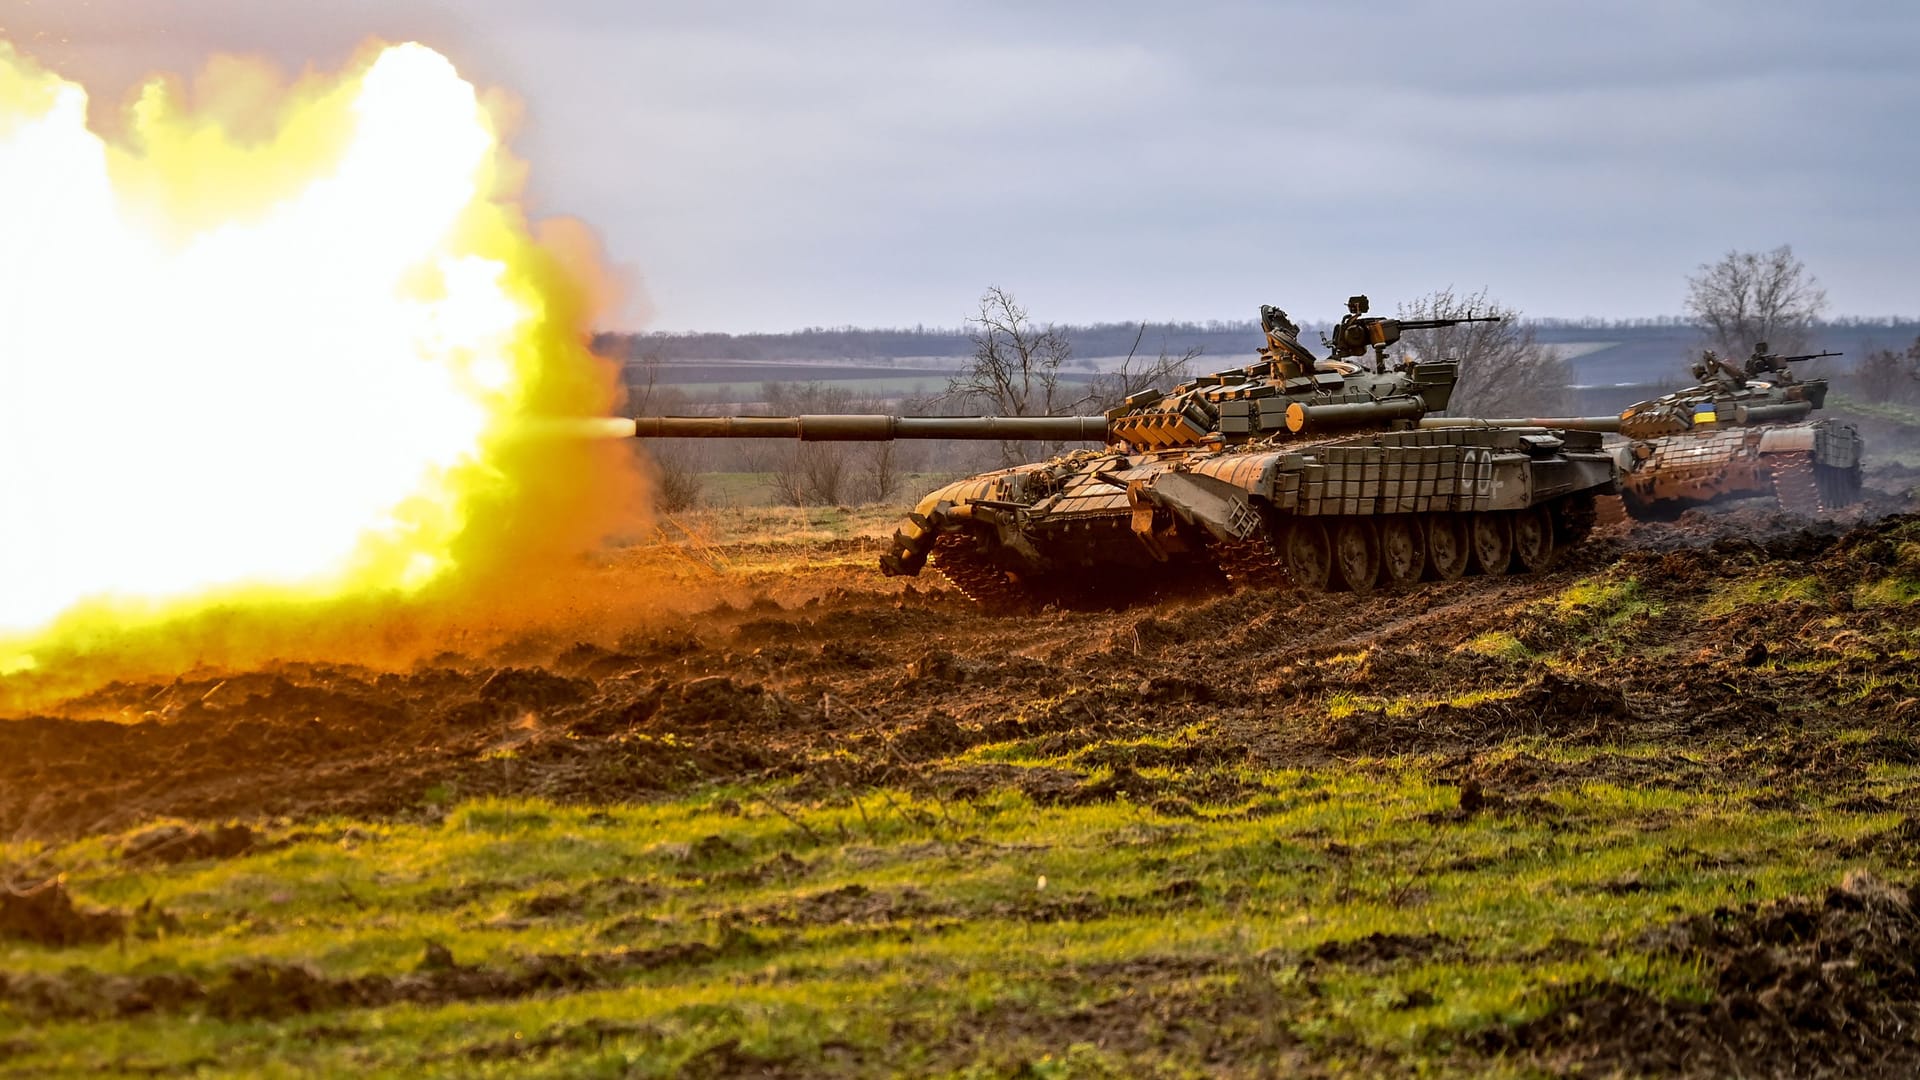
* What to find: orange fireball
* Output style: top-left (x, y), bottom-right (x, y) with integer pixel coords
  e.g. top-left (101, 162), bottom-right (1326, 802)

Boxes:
top-left (0, 41), bottom-right (637, 674)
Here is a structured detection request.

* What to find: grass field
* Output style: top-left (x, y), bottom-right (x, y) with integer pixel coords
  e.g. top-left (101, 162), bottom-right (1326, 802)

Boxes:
top-left (5, 508), bottom-right (1920, 1077)
top-left (5, 750), bottom-right (1906, 1077)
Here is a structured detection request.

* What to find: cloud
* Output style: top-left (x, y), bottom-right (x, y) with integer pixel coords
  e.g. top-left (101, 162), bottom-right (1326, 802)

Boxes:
top-left (4, 0), bottom-right (1917, 328)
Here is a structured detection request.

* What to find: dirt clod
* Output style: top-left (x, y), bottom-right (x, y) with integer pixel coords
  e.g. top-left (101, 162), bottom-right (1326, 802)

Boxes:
top-left (0, 878), bottom-right (125, 947)
top-left (119, 822), bottom-right (256, 865)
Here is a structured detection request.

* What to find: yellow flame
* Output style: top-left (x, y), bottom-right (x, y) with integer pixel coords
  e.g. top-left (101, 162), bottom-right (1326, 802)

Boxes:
top-left (0, 41), bottom-right (636, 676)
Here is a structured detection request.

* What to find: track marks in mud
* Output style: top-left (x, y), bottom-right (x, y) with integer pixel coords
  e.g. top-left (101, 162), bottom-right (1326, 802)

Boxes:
top-left (8, 508), bottom-right (1917, 842)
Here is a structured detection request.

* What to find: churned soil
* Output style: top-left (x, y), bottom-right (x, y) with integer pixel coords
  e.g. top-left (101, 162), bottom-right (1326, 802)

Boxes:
top-left (5, 486), bottom-right (1920, 1076)
top-left (1477, 871), bottom-right (1920, 1078)
top-left (2, 506), bottom-right (1917, 843)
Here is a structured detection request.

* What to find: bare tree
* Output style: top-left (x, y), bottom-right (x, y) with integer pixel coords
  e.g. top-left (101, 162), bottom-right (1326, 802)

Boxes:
top-left (863, 439), bottom-right (905, 504)
top-left (1085, 322), bottom-right (1199, 413)
top-left (947, 286), bottom-right (1075, 418)
top-left (626, 352), bottom-right (705, 511)
top-left (770, 442), bottom-right (852, 506)
top-left (1396, 288), bottom-right (1572, 417)
top-left (759, 381), bottom-right (909, 506)
top-left (1685, 245), bottom-right (1828, 357)
top-left (1852, 335), bottom-right (1920, 405)
top-left (946, 286), bottom-right (1181, 465)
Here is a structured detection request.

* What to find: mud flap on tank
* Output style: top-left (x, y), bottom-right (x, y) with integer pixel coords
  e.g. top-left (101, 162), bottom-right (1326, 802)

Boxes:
top-left (1140, 470), bottom-right (1263, 543)
top-left (1815, 463), bottom-right (1863, 509)
top-left (1127, 481), bottom-right (1188, 562)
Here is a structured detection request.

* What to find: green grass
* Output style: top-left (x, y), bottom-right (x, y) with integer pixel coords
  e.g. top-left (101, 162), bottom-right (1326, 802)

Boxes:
top-left (1701, 574), bottom-right (1824, 617)
top-left (3, 751), bottom-right (1904, 1077)
top-left (1552, 576), bottom-right (1661, 627)
top-left (10, 522), bottom-right (1920, 1075)
top-left (1459, 631), bottom-right (1536, 661)
top-left (1856, 575), bottom-right (1920, 608)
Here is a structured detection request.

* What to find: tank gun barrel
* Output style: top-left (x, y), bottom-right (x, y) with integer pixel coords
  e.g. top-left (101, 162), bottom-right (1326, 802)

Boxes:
top-left (1420, 415), bottom-right (1624, 434)
top-left (632, 414), bottom-right (1112, 442)
top-left (1392, 315), bottom-right (1504, 332)
top-left (1768, 350), bottom-right (1844, 363)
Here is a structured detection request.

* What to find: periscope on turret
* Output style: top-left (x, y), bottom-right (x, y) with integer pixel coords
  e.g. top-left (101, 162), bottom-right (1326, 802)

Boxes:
top-left (633, 296), bottom-right (1620, 602)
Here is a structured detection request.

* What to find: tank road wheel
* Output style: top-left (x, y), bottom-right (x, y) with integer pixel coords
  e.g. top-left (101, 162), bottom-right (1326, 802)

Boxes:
top-left (1468, 512), bottom-right (1514, 576)
top-left (1281, 519), bottom-right (1333, 592)
top-left (1423, 514), bottom-right (1470, 582)
top-left (1330, 517), bottom-right (1382, 595)
top-left (1509, 506), bottom-right (1556, 574)
top-left (1377, 515), bottom-right (1424, 590)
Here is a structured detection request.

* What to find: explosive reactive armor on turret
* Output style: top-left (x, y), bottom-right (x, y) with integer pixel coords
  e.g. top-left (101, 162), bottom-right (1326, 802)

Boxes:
top-left (635, 296), bottom-right (1620, 603)
top-left (1426, 342), bottom-right (1863, 520)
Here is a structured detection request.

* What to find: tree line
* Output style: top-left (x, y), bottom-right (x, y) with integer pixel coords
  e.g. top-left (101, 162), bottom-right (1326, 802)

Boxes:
top-left (596, 321), bottom-right (1254, 367)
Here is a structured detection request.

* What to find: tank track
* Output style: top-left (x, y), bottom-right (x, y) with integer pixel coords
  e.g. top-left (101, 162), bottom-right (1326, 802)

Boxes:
top-left (930, 534), bottom-right (1023, 608)
top-left (1770, 452), bottom-right (1825, 516)
top-left (1593, 494), bottom-right (1628, 528)
top-left (936, 496), bottom-right (1612, 606)
top-left (1211, 535), bottom-right (1286, 590)
top-left (1227, 496), bottom-right (1600, 595)
top-left (1554, 493), bottom-right (1601, 546)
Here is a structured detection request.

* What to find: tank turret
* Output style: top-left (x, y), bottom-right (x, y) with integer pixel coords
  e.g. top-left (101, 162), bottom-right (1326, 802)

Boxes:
top-left (634, 296), bottom-right (1620, 602)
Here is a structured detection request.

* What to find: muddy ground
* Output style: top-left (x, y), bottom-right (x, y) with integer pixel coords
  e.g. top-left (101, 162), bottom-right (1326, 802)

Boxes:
top-left (5, 483), bottom-right (1920, 1076)
top-left (3, 503), bottom-right (1908, 843)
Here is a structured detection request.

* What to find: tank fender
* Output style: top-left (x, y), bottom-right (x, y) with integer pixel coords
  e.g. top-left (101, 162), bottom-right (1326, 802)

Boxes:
top-left (1757, 427), bottom-right (1816, 454)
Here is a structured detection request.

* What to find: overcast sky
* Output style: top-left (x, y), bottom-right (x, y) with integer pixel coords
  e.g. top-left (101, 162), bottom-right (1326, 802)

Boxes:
top-left (4, 0), bottom-right (1917, 332)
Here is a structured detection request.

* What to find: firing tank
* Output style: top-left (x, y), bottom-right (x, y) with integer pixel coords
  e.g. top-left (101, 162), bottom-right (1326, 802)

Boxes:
top-left (1426, 343), bottom-right (1864, 521)
top-left (634, 295), bottom-right (1620, 603)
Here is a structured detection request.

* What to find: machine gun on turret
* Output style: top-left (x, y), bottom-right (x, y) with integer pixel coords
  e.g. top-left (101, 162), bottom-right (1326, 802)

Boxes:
top-left (1744, 343), bottom-right (1843, 382)
top-left (1325, 295), bottom-right (1504, 373)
